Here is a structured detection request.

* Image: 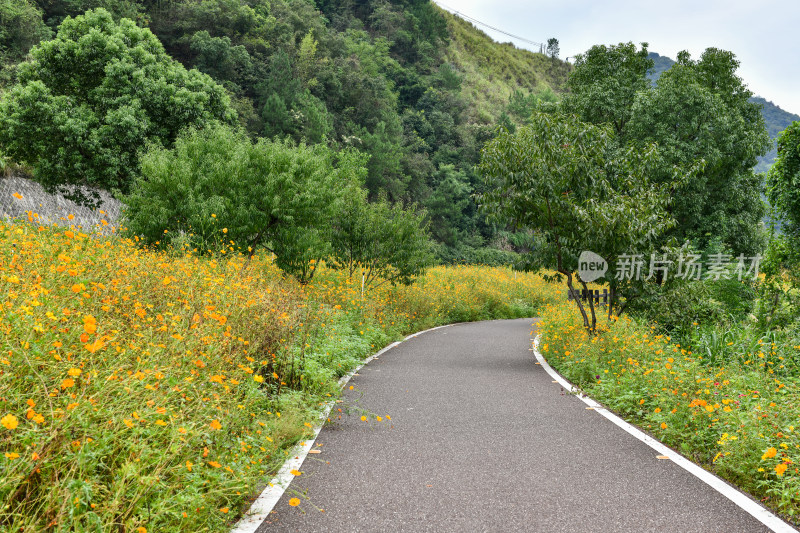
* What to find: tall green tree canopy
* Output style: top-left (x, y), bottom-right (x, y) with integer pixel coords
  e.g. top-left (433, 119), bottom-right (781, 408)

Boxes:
top-left (0, 8), bottom-right (236, 204)
top-left (563, 42), bottom-right (769, 254)
top-left (561, 42), bottom-right (653, 136)
top-left (767, 121), bottom-right (800, 233)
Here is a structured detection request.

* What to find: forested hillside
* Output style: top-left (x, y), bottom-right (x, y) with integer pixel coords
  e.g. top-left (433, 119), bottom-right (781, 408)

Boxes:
top-left (647, 52), bottom-right (798, 172)
top-left (0, 0), bottom-right (570, 261)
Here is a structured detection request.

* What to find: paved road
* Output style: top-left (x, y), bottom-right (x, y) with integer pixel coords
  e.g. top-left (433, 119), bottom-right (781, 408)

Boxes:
top-left (257, 318), bottom-right (780, 532)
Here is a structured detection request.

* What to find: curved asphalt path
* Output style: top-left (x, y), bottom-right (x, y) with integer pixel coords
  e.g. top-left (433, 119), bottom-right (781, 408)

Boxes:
top-left (257, 318), bottom-right (787, 532)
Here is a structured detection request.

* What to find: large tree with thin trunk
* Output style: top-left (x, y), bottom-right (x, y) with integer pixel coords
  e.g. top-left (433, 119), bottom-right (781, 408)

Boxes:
top-left (478, 111), bottom-right (686, 332)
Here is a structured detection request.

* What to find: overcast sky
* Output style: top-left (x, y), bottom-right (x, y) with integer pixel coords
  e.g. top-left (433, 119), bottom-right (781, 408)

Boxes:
top-left (434, 0), bottom-right (800, 117)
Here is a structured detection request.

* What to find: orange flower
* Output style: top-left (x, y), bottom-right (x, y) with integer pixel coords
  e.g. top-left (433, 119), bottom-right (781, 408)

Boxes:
top-left (776, 463), bottom-right (788, 476)
top-left (1, 414), bottom-right (18, 430)
top-left (60, 378), bottom-right (75, 389)
top-left (67, 368), bottom-right (81, 377)
top-left (290, 469), bottom-right (301, 476)
top-left (210, 419), bottom-right (222, 431)
top-left (12, 192), bottom-right (23, 199)
top-left (288, 498), bottom-right (300, 507)
top-left (85, 339), bottom-right (105, 353)
top-left (762, 447), bottom-right (778, 460)
top-left (208, 461), bottom-right (221, 468)
top-left (660, 422), bottom-right (667, 430)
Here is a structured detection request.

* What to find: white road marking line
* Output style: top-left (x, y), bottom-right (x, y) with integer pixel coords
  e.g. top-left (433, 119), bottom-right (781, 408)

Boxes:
top-left (230, 324), bottom-right (453, 533)
top-left (532, 334), bottom-right (798, 533)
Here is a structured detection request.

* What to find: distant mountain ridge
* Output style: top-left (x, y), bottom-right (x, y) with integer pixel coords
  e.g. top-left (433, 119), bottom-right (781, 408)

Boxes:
top-left (647, 52), bottom-right (799, 172)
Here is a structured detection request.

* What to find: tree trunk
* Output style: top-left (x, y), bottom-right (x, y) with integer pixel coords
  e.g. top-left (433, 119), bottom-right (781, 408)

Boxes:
top-left (565, 272), bottom-right (590, 331)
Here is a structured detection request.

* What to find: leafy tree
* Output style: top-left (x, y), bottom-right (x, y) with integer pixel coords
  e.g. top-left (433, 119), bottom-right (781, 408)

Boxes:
top-left (546, 38), bottom-right (559, 59)
top-left (425, 164), bottom-right (472, 246)
top-left (561, 42), bottom-right (653, 136)
top-left (331, 187), bottom-right (433, 293)
top-left (123, 124), bottom-right (363, 281)
top-left (0, 9), bottom-right (236, 205)
top-left (563, 43), bottom-right (769, 255)
top-left (0, 0), bottom-right (51, 64)
top-left (767, 121), bottom-right (800, 232)
top-left (479, 111), bottom-right (681, 332)
top-left (627, 49), bottom-right (769, 254)
top-left (188, 30), bottom-right (253, 92)
top-left (763, 120), bottom-right (800, 310)
top-left (33, 0), bottom-right (143, 28)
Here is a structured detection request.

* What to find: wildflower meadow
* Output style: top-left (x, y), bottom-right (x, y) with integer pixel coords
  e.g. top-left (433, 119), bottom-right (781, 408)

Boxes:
top-left (0, 217), bottom-right (560, 531)
top-left (539, 300), bottom-right (800, 521)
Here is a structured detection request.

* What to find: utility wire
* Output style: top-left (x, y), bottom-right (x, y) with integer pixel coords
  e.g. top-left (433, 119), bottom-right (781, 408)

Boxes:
top-left (433, 1), bottom-right (545, 49)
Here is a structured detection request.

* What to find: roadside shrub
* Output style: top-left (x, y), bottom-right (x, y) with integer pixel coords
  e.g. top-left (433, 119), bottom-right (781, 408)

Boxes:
top-left (123, 124), bottom-right (364, 281)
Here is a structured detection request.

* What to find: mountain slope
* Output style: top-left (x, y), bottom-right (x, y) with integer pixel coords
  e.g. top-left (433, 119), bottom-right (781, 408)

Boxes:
top-left (439, 6), bottom-right (571, 124)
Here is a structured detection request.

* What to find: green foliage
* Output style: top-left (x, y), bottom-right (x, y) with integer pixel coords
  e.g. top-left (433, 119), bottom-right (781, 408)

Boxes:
top-left (646, 53), bottom-right (799, 174)
top-left (123, 124), bottom-right (362, 281)
top-left (767, 121), bottom-right (800, 232)
top-left (631, 277), bottom-right (758, 341)
top-left (561, 42), bottom-right (653, 135)
top-left (331, 187), bottom-right (433, 290)
top-left (1, 0), bottom-right (572, 258)
top-left (34, 0), bottom-right (143, 27)
top-left (425, 164), bottom-right (472, 246)
top-left (433, 243), bottom-right (519, 266)
top-left (0, 8), bottom-right (236, 205)
top-left (546, 38), bottom-right (559, 59)
top-left (564, 43), bottom-right (769, 255)
top-left (0, 0), bottom-right (51, 64)
top-left (478, 111), bottom-right (679, 330)
top-left (628, 49), bottom-right (769, 255)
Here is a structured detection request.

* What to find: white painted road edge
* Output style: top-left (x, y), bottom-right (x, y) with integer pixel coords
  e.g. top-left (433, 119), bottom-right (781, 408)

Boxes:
top-left (230, 324), bottom-right (453, 533)
top-left (532, 333), bottom-right (798, 533)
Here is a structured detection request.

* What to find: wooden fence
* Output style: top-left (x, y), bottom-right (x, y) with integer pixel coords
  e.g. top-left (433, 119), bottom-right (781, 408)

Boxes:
top-left (566, 288), bottom-right (609, 306)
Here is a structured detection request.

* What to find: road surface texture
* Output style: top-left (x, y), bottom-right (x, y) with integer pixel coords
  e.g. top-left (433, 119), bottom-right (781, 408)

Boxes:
top-left (257, 318), bottom-right (781, 532)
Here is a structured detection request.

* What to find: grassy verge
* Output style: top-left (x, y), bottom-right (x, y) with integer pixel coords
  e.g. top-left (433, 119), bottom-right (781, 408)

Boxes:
top-left (539, 300), bottom-right (800, 523)
top-left (0, 220), bottom-right (560, 531)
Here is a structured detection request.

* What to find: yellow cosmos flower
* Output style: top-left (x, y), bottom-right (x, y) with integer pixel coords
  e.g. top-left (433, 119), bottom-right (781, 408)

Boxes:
top-left (1, 414), bottom-right (19, 430)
